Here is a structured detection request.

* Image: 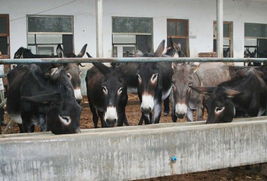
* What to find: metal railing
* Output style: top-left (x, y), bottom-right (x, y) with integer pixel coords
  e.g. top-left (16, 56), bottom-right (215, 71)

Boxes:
top-left (0, 57), bottom-right (267, 64)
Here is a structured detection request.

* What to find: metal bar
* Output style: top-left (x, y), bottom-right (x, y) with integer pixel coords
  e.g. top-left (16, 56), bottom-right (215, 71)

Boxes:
top-left (113, 32), bottom-right (152, 35)
top-left (216, 0), bottom-right (223, 58)
top-left (27, 32), bottom-right (73, 35)
top-left (0, 57), bottom-right (267, 64)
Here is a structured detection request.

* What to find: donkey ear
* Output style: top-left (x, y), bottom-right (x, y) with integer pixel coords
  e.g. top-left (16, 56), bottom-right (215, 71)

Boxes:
top-left (193, 64), bottom-right (200, 73)
top-left (49, 66), bottom-right (63, 80)
top-left (224, 88), bottom-right (240, 98)
top-left (93, 62), bottom-right (111, 75)
top-left (191, 86), bottom-right (215, 95)
top-left (77, 44), bottom-right (87, 57)
top-left (154, 40), bottom-right (165, 57)
top-left (56, 44), bottom-right (64, 58)
top-left (172, 62), bottom-right (177, 70)
top-left (86, 52), bottom-right (92, 58)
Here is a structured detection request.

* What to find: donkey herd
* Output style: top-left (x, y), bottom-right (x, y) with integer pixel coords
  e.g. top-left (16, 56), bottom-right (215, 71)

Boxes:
top-left (4, 39), bottom-right (267, 134)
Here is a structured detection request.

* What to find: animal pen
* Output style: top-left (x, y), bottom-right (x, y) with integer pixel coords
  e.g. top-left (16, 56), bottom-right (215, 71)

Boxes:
top-left (0, 57), bottom-right (267, 181)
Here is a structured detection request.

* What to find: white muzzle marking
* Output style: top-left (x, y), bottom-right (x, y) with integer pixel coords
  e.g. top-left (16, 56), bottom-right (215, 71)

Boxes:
top-left (10, 114), bottom-right (22, 124)
top-left (104, 106), bottom-right (118, 121)
top-left (74, 88), bottom-right (82, 100)
top-left (58, 115), bottom-right (71, 126)
top-left (175, 103), bottom-right (188, 115)
top-left (141, 95), bottom-right (154, 112)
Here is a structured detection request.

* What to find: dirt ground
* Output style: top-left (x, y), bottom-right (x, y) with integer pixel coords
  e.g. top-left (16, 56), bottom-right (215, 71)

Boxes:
top-left (1, 94), bottom-right (267, 180)
top-left (137, 165), bottom-right (266, 181)
top-left (80, 94), bottom-right (175, 129)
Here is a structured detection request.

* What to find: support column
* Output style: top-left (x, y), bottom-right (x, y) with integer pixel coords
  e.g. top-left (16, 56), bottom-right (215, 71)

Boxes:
top-left (216, 0), bottom-right (223, 58)
top-left (96, 0), bottom-right (103, 57)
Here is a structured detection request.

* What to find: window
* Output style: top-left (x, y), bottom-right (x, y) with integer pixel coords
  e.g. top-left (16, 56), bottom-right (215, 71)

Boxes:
top-left (0, 14), bottom-right (9, 57)
top-left (112, 17), bottom-right (153, 57)
top-left (244, 23), bottom-right (267, 58)
top-left (27, 15), bottom-right (74, 55)
top-left (213, 21), bottom-right (233, 57)
top-left (167, 19), bottom-right (189, 57)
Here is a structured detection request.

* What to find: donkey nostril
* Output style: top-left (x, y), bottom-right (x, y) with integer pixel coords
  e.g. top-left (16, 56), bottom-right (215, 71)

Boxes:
top-left (176, 113), bottom-right (185, 119)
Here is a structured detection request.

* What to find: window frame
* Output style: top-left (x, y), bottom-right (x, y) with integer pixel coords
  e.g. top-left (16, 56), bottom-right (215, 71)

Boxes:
top-left (213, 21), bottom-right (233, 57)
top-left (244, 22), bottom-right (267, 58)
top-left (111, 16), bottom-right (154, 57)
top-left (0, 14), bottom-right (10, 57)
top-left (167, 19), bottom-right (189, 56)
top-left (26, 14), bottom-right (74, 55)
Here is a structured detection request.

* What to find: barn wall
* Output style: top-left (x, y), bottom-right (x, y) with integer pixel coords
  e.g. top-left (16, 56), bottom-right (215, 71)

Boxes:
top-left (103, 0), bottom-right (216, 57)
top-left (1, 0), bottom-right (267, 58)
top-left (104, 0), bottom-right (267, 58)
top-left (0, 0), bottom-right (96, 58)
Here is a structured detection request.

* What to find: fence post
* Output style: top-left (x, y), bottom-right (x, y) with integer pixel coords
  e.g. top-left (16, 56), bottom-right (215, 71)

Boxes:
top-left (216, 0), bottom-right (223, 58)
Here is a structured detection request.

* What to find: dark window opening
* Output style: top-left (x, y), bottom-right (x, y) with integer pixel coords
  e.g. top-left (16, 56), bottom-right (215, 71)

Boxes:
top-left (27, 15), bottom-right (74, 55)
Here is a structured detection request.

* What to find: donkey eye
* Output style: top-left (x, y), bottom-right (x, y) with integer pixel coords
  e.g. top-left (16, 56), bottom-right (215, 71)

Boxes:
top-left (102, 86), bottom-right (108, 95)
top-left (151, 73), bottom-right (158, 83)
top-left (215, 106), bottom-right (225, 114)
top-left (67, 73), bottom-right (72, 80)
top-left (137, 74), bottom-right (142, 83)
top-left (188, 82), bottom-right (193, 87)
top-left (117, 87), bottom-right (123, 95)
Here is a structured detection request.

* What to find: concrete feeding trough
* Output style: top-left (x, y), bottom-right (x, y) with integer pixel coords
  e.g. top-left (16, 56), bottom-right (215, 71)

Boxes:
top-left (1, 117), bottom-right (267, 181)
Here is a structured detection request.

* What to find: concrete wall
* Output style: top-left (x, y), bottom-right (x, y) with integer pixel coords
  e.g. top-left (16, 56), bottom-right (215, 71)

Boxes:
top-left (1, 117), bottom-right (267, 181)
top-left (2, 0), bottom-right (267, 58)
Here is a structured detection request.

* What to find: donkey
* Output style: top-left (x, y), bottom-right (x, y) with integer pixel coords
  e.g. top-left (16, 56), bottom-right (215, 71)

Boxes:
top-left (137, 61), bottom-right (173, 124)
top-left (86, 62), bottom-right (128, 128)
top-left (13, 44), bottom-right (87, 102)
top-left (112, 38), bottom-right (180, 118)
top-left (165, 38), bottom-right (185, 57)
top-left (191, 68), bottom-right (267, 123)
top-left (7, 64), bottom-right (81, 134)
top-left (171, 62), bottom-right (232, 122)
